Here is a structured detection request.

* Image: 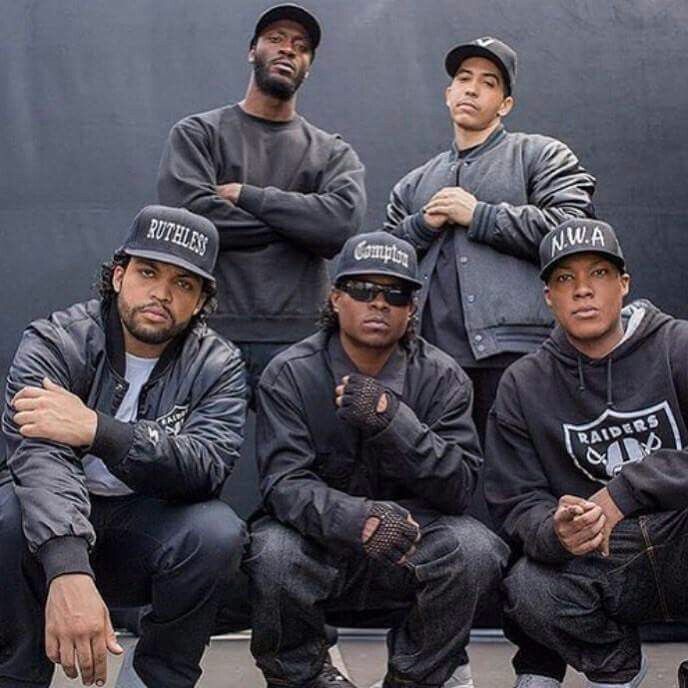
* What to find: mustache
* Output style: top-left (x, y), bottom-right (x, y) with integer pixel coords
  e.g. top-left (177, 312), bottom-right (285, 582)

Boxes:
top-left (134, 302), bottom-right (173, 321)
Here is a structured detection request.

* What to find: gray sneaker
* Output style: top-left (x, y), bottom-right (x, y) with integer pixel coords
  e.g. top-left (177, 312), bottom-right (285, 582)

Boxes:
top-left (370, 663), bottom-right (474, 688)
top-left (513, 675), bottom-right (561, 688)
top-left (585, 653), bottom-right (648, 688)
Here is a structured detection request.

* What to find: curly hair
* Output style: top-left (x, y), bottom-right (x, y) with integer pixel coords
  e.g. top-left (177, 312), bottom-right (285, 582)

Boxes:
top-left (95, 251), bottom-right (217, 325)
top-left (318, 288), bottom-right (417, 347)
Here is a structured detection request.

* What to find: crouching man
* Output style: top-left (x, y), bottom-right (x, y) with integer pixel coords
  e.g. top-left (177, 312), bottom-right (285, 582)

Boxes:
top-left (485, 218), bottom-right (688, 687)
top-left (246, 231), bottom-right (508, 688)
top-left (0, 206), bottom-right (247, 688)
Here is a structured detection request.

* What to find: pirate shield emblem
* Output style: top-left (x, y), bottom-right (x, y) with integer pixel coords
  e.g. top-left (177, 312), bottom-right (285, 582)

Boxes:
top-left (563, 401), bottom-right (682, 483)
top-left (156, 404), bottom-right (190, 436)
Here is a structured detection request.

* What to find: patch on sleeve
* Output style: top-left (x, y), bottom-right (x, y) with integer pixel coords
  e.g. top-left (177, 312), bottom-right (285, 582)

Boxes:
top-left (155, 404), bottom-right (190, 436)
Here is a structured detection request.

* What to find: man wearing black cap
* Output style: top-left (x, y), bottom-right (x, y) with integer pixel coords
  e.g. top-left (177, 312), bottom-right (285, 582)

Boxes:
top-left (245, 231), bottom-right (508, 688)
top-left (158, 3), bottom-right (366, 396)
top-left (384, 36), bottom-right (595, 448)
top-left (0, 206), bottom-right (247, 687)
top-left (485, 218), bottom-right (688, 687)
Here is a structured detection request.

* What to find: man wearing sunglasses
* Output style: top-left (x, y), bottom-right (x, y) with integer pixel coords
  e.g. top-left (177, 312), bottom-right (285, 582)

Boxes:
top-left (246, 231), bottom-right (508, 688)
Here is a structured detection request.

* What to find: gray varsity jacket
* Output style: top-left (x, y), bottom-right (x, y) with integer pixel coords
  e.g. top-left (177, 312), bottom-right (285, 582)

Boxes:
top-left (384, 126), bottom-right (596, 360)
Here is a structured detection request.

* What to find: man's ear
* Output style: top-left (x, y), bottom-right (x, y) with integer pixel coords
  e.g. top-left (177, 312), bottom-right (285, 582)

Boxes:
top-left (248, 48), bottom-right (256, 64)
top-left (193, 295), bottom-right (207, 316)
top-left (330, 288), bottom-right (341, 312)
top-left (543, 285), bottom-right (552, 309)
top-left (620, 273), bottom-right (631, 298)
top-left (112, 265), bottom-right (125, 294)
top-left (498, 95), bottom-right (514, 118)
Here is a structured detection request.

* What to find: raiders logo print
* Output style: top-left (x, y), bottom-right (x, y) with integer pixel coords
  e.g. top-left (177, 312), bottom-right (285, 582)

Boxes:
top-left (156, 404), bottom-right (190, 436)
top-left (563, 401), bottom-right (682, 483)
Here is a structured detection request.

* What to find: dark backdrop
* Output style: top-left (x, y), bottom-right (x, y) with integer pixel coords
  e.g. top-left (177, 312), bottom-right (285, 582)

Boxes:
top-left (2, 0), bottom-right (688, 514)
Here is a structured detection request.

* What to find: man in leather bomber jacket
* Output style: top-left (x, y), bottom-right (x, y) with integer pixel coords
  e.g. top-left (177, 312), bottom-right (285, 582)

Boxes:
top-left (246, 232), bottom-right (508, 688)
top-left (0, 206), bottom-right (247, 688)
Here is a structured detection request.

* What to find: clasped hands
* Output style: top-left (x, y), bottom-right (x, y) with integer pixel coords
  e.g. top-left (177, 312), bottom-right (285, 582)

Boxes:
top-left (554, 489), bottom-right (624, 557)
top-left (422, 186), bottom-right (479, 229)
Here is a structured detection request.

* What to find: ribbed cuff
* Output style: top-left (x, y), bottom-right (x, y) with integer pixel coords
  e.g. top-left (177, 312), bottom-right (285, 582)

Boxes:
top-left (466, 201), bottom-right (498, 243)
top-left (235, 184), bottom-right (265, 216)
top-left (90, 412), bottom-right (135, 470)
top-left (37, 536), bottom-right (93, 583)
top-left (534, 516), bottom-right (576, 565)
top-left (408, 211), bottom-right (439, 249)
top-left (606, 475), bottom-right (640, 516)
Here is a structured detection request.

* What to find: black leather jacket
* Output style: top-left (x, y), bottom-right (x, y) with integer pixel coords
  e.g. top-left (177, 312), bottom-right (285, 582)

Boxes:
top-left (255, 331), bottom-right (482, 550)
top-left (2, 299), bottom-right (246, 581)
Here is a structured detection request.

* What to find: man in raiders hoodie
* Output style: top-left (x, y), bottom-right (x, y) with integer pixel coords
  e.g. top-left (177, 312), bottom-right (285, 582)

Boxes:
top-left (485, 218), bottom-right (688, 688)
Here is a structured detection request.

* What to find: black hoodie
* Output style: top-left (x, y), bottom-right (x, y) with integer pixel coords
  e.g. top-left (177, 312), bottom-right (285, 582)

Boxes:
top-left (484, 300), bottom-right (688, 564)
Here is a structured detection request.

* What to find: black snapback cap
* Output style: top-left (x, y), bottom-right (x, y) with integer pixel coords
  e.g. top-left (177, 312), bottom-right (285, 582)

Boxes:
top-left (445, 36), bottom-right (517, 95)
top-left (539, 219), bottom-right (626, 282)
top-left (251, 4), bottom-right (321, 53)
top-left (334, 232), bottom-right (423, 290)
top-left (120, 205), bottom-right (219, 283)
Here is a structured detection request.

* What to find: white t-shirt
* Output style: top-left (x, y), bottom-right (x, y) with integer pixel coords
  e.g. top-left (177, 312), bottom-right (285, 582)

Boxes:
top-left (83, 353), bottom-right (159, 496)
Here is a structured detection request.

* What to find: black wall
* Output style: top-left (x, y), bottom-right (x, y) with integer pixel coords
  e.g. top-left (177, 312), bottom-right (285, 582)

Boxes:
top-left (2, 0), bottom-right (688, 497)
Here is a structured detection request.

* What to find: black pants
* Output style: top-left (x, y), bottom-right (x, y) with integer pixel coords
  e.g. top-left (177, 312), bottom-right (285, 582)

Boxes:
top-left (246, 514), bottom-right (508, 688)
top-left (0, 483), bottom-right (247, 688)
top-left (505, 511), bottom-right (688, 683)
top-left (465, 363), bottom-right (567, 682)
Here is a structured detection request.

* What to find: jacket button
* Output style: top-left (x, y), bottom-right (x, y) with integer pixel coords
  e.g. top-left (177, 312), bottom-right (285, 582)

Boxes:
top-left (459, 256), bottom-right (468, 264)
top-left (477, 344), bottom-right (485, 352)
top-left (467, 294), bottom-right (475, 303)
top-left (475, 334), bottom-right (483, 342)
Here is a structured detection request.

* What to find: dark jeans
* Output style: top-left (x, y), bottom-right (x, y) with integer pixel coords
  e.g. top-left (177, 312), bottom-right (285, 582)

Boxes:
top-left (466, 363), bottom-right (567, 681)
top-left (237, 341), bottom-right (292, 408)
top-left (245, 513), bottom-right (509, 688)
top-left (0, 483), bottom-right (247, 688)
top-left (504, 510), bottom-right (688, 684)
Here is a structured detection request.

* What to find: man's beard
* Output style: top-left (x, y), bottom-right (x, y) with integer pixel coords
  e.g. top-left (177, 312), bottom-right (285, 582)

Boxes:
top-left (254, 55), bottom-right (305, 101)
top-left (118, 296), bottom-right (188, 346)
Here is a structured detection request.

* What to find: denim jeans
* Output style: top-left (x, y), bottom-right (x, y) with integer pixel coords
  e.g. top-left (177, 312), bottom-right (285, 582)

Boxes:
top-left (0, 483), bottom-right (247, 688)
top-left (245, 513), bottom-right (509, 688)
top-left (504, 509), bottom-right (688, 684)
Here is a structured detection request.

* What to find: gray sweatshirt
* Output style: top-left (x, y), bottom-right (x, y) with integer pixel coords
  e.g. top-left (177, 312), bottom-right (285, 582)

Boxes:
top-left (158, 104), bottom-right (366, 342)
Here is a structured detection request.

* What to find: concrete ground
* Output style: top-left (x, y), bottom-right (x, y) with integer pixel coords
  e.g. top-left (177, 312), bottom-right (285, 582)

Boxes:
top-left (49, 632), bottom-right (687, 687)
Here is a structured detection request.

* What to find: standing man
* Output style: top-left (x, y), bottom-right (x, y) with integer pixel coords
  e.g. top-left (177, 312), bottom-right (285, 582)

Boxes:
top-left (246, 232), bottom-right (508, 688)
top-left (486, 219), bottom-right (688, 687)
top-left (0, 206), bottom-right (247, 687)
top-left (158, 3), bottom-right (366, 395)
top-left (384, 36), bottom-right (595, 443)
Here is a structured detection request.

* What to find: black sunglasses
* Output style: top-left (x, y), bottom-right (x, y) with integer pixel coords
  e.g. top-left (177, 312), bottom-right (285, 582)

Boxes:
top-left (338, 280), bottom-right (414, 307)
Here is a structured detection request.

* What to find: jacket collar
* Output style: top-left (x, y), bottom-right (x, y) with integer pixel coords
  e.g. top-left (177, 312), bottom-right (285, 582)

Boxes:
top-left (327, 332), bottom-right (407, 395)
top-left (450, 124), bottom-right (506, 162)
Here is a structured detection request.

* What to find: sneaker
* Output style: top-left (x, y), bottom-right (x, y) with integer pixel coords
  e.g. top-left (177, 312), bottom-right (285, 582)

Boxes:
top-left (266, 654), bottom-right (357, 688)
top-left (679, 659), bottom-right (688, 688)
top-left (513, 676), bottom-right (562, 688)
top-left (371, 663), bottom-right (474, 688)
top-left (585, 653), bottom-right (648, 688)
top-left (304, 657), bottom-right (358, 688)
